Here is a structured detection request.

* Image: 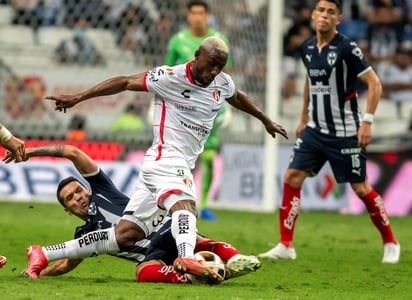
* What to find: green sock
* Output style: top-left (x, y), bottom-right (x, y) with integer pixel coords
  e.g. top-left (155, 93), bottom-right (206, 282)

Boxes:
top-left (200, 149), bottom-right (216, 210)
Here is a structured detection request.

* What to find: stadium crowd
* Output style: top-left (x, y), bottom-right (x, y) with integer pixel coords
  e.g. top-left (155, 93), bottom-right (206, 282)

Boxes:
top-left (1, 0), bottom-right (412, 141)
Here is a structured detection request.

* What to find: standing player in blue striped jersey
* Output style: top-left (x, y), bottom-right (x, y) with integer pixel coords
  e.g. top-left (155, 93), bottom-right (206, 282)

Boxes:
top-left (259, 0), bottom-right (400, 263)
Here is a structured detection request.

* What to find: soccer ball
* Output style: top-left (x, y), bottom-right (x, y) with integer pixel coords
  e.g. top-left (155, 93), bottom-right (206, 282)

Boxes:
top-left (186, 251), bottom-right (226, 284)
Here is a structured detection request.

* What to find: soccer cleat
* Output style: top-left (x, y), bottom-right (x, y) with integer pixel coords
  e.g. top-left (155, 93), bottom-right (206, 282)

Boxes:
top-left (199, 209), bottom-right (216, 221)
top-left (225, 254), bottom-right (261, 280)
top-left (382, 242), bottom-right (400, 264)
top-left (258, 243), bottom-right (297, 260)
top-left (0, 255), bottom-right (7, 268)
top-left (173, 257), bottom-right (223, 285)
top-left (25, 245), bottom-right (49, 279)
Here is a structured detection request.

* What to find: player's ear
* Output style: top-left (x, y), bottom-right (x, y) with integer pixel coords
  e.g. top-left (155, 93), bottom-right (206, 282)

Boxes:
top-left (194, 49), bottom-right (200, 60)
top-left (336, 13), bottom-right (342, 25)
top-left (85, 189), bottom-right (92, 197)
top-left (64, 208), bottom-right (72, 216)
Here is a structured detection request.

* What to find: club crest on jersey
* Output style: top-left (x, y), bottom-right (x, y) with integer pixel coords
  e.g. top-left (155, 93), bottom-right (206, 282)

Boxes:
top-left (88, 202), bottom-right (97, 215)
top-left (166, 68), bottom-right (175, 75)
top-left (182, 176), bottom-right (193, 188)
top-left (327, 51), bottom-right (337, 66)
top-left (212, 89), bottom-right (221, 101)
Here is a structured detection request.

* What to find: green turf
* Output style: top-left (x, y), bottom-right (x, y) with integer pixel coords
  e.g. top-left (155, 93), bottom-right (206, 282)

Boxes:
top-left (0, 201), bottom-right (410, 300)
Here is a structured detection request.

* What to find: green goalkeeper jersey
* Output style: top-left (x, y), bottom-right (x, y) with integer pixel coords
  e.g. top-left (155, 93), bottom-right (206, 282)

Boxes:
top-left (164, 28), bottom-right (232, 68)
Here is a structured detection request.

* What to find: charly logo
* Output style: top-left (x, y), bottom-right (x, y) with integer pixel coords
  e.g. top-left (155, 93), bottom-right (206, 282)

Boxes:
top-left (327, 51), bottom-right (337, 66)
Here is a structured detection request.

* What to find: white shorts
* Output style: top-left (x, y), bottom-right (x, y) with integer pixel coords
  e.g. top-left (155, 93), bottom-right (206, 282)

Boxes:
top-left (121, 157), bottom-right (197, 236)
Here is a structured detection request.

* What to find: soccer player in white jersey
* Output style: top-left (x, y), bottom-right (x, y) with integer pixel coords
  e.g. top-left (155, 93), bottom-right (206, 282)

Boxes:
top-left (25, 36), bottom-right (288, 283)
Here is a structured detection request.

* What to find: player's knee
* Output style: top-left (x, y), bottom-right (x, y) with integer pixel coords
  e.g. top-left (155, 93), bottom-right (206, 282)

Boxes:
top-left (351, 181), bottom-right (371, 198)
top-left (284, 169), bottom-right (306, 188)
top-left (115, 220), bottom-right (145, 250)
top-left (169, 199), bottom-right (197, 215)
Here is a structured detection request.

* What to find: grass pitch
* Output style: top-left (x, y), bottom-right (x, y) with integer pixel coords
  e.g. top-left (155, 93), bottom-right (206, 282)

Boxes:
top-left (1, 201), bottom-right (411, 300)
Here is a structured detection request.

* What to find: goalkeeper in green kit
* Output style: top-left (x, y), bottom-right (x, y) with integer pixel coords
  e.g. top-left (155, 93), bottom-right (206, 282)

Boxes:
top-left (164, 0), bottom-right (232, 220)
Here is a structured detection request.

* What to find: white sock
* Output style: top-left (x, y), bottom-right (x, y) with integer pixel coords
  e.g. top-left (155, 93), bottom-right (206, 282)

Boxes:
top-left (41, 227), bottom-right (120, 261)
top-left (171, 210), bottom-right (197, 259)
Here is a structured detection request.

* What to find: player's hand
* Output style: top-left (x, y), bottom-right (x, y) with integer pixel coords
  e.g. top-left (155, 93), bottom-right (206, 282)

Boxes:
top-left (264, 121), bottom-right (288, 140)
top-left (2, 136), bottom-right (25, 162)
top-left (3, 148), bottom-right (29, 163)
top-left (358, 122), bottom-right (372, 148)
top-left (45, 94), bottom-right (81, 112)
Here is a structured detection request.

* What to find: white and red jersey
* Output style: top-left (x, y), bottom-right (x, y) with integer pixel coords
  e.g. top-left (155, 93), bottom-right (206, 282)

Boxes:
top-left (143, 62), bottom-right (235, 169)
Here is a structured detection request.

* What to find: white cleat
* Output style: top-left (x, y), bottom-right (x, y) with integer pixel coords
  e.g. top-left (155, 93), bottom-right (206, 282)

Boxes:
top-left (225, 254), bottom-right (261, 279)
top-left (382, 242), bottom-right (400, 264)
top-left (258, 243), bottom-right (297, 260)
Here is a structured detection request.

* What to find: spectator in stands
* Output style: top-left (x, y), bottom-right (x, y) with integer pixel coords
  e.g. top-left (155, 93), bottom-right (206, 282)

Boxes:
top-left (283, 5), bottom-right (314, 59)
top-left (109, 103), bottom-right (146, 132)
top-left (337, 0), bottom-right (368, 41)
top-left (66, 114), bottom-right (87, 141)
top-left (281, 5), bottom-right (314, 100)
top-left (62, 0), bottom-right (106, 28)
top-left (380, 46), bottom-right (412, 117)
top-left (145, 12), bottom-right (176, 66)
top-left (11, 0), bottom-right (42, 43)
top-left (242, 54), bottom-right (266, 106)
top-left (358, 0), bottom-right (404, 63)
top-left (54, 16), bottom-right (105, 66)
top-left (112, 4), bottom-right (153, 60)
top-left (284, 0), bottom-right (317, 19)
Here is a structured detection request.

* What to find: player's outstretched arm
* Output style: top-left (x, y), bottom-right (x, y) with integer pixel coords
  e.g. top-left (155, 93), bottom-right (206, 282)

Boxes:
top-left (226, 90), bottom-right (288, 139)
top-left (3, 144), bottom-right (98, 175)
top-left (46, 73), bottom-right (147, 112)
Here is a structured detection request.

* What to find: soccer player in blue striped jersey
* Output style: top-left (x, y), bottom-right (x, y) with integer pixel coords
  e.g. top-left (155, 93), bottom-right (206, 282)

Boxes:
top-left (259, 0), bottom-right (400, 263)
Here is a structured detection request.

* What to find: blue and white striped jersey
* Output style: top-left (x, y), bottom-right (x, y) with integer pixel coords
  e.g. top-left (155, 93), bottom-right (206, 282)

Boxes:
top-left (300, 33), bottom-right (371, 137)
top-left (74, 168), bottom-right (169, 263)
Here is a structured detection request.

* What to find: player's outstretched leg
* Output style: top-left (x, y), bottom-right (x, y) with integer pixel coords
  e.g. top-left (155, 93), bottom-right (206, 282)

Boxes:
top-left (24, 245), bottom-right (49, 279)
top-left (225, 254), bottom-right (261, 279)
top-left (173, 257), bottom-right (223, 285)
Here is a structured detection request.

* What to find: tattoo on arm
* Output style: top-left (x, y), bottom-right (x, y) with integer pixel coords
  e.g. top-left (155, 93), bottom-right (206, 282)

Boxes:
top-left (30, 145), bottom-right (65, 158)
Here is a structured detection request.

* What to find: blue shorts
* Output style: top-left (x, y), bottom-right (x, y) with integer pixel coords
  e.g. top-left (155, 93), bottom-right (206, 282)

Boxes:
top-left (141, 219), bottom-right (177, 265)
top-left (288, 127), bottom-right (366, 183)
